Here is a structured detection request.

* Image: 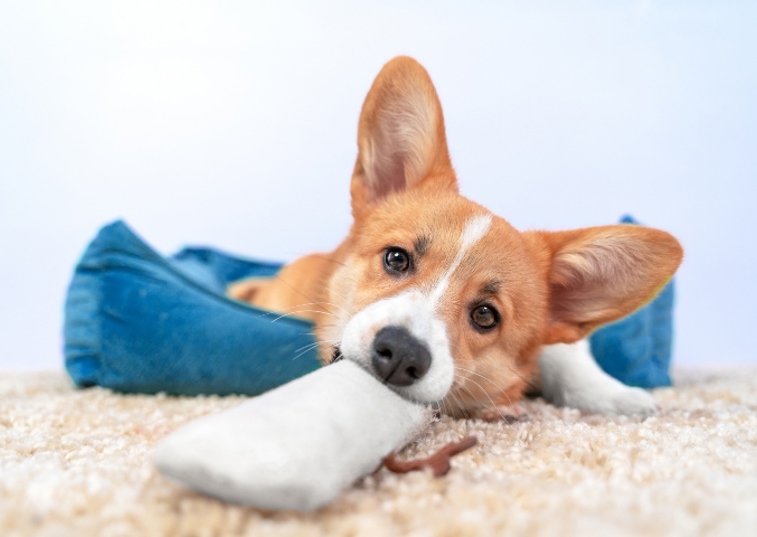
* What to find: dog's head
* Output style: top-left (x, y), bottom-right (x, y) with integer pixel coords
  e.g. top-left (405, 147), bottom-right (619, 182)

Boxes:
top-left (323, 57), bottom-right (682, 413)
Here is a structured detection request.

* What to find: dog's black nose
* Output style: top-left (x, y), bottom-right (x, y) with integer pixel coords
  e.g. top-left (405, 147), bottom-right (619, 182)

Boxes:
top-left (371, 326), bottom-right (431, 386)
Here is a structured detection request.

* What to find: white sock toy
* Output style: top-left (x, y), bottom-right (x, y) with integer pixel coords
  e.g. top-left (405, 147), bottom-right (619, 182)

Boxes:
top-left (154, 360), bottom-right (437, 511)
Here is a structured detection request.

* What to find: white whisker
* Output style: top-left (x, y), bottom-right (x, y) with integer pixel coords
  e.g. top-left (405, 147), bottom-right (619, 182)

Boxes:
top-left (271, 309), bottom-right (336, 323)
top-left (454, 371), bottom-right (511, 421)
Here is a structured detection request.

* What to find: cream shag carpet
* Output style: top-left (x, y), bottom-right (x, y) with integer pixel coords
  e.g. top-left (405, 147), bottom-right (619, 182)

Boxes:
top-left (1, 368), bottom-right (756, 537)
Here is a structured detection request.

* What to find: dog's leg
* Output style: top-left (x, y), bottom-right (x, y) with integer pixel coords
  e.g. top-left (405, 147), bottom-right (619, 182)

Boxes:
top-left (539, 339), bottom-right (657, 416)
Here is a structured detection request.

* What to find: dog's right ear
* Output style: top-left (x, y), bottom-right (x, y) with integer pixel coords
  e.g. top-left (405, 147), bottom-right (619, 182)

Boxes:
top-left (350, 56), bottom-right (457, 220)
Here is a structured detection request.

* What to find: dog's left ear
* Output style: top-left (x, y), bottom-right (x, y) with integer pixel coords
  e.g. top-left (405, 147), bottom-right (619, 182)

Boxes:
top-left (526, 225), bottom-right (683, 344)
top-left (350, 56), bottom-right (457, 220)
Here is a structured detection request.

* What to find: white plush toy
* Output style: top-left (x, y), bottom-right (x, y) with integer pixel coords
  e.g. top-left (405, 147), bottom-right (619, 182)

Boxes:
top-left (153, 360), bottom-right (476, 511)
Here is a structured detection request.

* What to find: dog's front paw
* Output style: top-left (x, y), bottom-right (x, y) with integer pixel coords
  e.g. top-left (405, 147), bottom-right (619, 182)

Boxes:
top-left (554, 382), bottom-right (657, 417)
top-left (604, 385), bottom-right (657, 417)
top-left (539, 340), bottom-right (658, 418)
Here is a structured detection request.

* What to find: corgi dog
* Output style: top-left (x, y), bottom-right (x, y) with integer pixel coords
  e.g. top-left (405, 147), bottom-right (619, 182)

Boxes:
top-left (229, 56), bottom-right (683, 418)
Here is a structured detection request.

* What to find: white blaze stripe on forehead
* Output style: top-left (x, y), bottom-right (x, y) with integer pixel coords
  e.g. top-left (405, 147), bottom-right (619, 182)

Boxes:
top-left (428, 213), bottom-right (492, 307)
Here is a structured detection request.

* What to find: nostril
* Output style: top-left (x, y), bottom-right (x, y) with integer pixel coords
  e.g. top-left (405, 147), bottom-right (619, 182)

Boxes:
top-left (406, 366), bottom-right (418, 379)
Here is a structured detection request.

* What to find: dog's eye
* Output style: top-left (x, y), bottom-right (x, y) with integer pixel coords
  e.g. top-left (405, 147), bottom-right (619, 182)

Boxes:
top-left (384, 247), bottom-right (411, 274)
top-left (470, 304), bottom-right (500, 330)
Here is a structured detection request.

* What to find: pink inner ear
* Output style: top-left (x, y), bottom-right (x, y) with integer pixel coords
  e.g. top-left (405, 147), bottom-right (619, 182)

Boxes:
top-left (550, 280), bottom-right (626, 327)
top-left (545, 256), bottom-right (636, 344)
top-left (543, 227), bottom-right (682, 340)
top-left (550, 245), bottom-right (637, 322)
top-left (366, 151), bottom-right (407, 202)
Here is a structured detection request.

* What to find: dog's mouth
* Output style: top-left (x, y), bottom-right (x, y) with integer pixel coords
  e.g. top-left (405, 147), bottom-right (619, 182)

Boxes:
top-left (330, 345), bottom-right (344, 364)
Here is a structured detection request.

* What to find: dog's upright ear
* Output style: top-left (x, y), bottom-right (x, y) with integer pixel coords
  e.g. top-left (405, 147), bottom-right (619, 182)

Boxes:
top-left (525, 226), bottom-right (683, 344)
top-left (351, 56), bottom-right (456, 220)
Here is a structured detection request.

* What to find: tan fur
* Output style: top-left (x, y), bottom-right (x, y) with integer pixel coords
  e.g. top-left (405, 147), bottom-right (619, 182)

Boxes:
top-left (228, 56), bottom-right (683, 415)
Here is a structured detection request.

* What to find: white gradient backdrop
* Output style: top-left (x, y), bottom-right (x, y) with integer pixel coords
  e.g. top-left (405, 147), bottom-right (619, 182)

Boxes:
top-left (1, 1), bottom-right (755, 370)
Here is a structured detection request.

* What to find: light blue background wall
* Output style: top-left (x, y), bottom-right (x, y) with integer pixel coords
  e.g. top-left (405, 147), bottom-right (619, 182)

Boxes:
top-left (1, 1), bottom-right (755, 370)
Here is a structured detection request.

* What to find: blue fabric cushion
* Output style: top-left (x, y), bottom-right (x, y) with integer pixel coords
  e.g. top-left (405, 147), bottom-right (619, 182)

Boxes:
top-left (589, 215), bottom-right (675, 388)
top-left (64, 221), bottom-right (321, 396)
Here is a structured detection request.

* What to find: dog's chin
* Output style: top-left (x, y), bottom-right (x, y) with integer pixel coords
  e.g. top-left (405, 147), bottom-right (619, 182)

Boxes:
top-left (388, 372), bottom-right (454, 406)
top-left (438, 390), bottom-right (488, 418)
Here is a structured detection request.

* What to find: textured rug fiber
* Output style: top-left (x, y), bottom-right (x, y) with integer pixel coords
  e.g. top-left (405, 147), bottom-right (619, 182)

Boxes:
top-left (1, 368), bottom-right (756, 537)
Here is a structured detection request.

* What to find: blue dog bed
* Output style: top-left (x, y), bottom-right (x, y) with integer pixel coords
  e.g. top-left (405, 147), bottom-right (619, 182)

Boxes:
top-left (64, 221), bottom-right (321, 396)
top-left (63, 218), bottom-right (674, 396)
